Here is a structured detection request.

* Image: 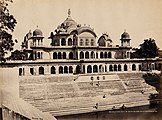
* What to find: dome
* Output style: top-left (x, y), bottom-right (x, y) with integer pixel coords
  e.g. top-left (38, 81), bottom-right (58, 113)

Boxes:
top-left (121, 31), bottom-right (130, 39)
top-left (33, 29), bottom-right (43, 36)
top-left (59, 17), bottom-right (77, 30)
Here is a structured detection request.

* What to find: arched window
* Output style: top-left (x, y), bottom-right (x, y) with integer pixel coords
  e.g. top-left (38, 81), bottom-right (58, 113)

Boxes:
top-left (69, 52), bottom-right (73, 59)
top-left (51, 66), bottom-right (56, 74)
top-left (108, 52), bottom-right (112, 58)
top-left (118, 65), bottom-right (121, 71)
top-left (63, 52), bottom-right (66, 59)
top-left (132, 64), bottom-right (136, 71)
top-left (87, 65), bottom-right (92, 73)
top-left (69, 66), bottom-right (73, 73)
top-left (53, 52), bottom-right (57, 59)
top-left (59, 66), bottom-right (63, 74)
top-left (124, 64), bottom-right (128, 71)
top-left (85, 51), bottom-right (89, 59)
top-left (100, 52), bottom-right (103, 58)
top-left (68, 38), bottom-right (72, 46)
top-left (91, 39), bottom-right (94, 46)
top-left (76, 65), bottom-right (81, 74)
top-left (109, 65), bottom-right (113, 71)
top-left (80, 51), bottom-right (84, 59)
top-left (104, 52), bottom-right (107, 58)
top-left (61, 38), bottom-right (66, 46)
top-left (39, 67), bottom-right (44, 75)
top-left (80, 39), bottom-right (84, 46)
top-left (91, 51), bottom-right (95, 58)
top-left (19, 68), bottom-right (23, 76)
top-left (58, 52), bottom-right (62, 59)
top-left (99, 65), bottom-right (104, 72)
top-left (114, 64), bottom-right (117, 71)
top-left (85, 39), bottom-right (89, 46)
top-left (30, 68), bottom-right (34, 75)
top-left (64, 66), bottom-right (68, 73)
top-left (93, 65), bottom-right (98, 73)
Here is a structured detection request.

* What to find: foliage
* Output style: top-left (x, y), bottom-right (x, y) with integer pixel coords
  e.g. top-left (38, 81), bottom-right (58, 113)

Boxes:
top-left (132, 38), bottom-right (159, 58)
top-left (0, 0), bottom-right (17, 62)
top-left (9, 50), bottom-right (26, 60)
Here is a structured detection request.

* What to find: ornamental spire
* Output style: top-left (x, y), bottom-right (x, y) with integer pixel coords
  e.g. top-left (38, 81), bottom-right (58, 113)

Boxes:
top-left (68, 9), bottom-right (71, 17)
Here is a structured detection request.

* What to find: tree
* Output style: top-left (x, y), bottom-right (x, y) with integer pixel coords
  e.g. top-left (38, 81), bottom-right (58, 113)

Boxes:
top-left (0, 0), bottom-right (17, 62)
top-left (9, 50), bottom-right (26, 60)
top-left (132, 38), bottom-right (159, 58)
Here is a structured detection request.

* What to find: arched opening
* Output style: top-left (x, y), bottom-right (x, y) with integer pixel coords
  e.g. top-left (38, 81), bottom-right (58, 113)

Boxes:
top-left (63, 52), bottom-right (66, 59)
top-left (124, 64), bottom-right (128, 71)
top-left (114, 64), bottom-right (117, 71)
top-left (87, 65), bottom-right (92, 73)
top-left (61, 38), bottom-right (66, 46)
top-left (93, 65), bottom-right (98, 73)
top-left (109, 65), bottom-right (113, 71)
top-left (91, 51), bottom-right (95, 58)
top-left (39, 67), bottom-right (44, 75)
top-left (19, 68), bottom-right (23, 76)
top-left (51, 66), bottom-right (56, 74)
top-left (91, 39), bottom-right (94, 46)
top-left (100, 52), bottom-right (103, 58)
top-left (80, 51), bottom-right (84, 59)
top-left (104, 52), bottom-right (107, 58)
top-left (99, 65), bottom-right (104, 72)
top-left (118, 64), bottom-right (121, 71)
top-left (76, 65), bottom-right (81, 74)
top-left (69, 66), bottom-right (73, 73)
top-left (69, 52), bottom-right (73, 59)
top-left (30, 68), bottom-right (34, 75)
top-left (68, 38), bottom-right (72, 46)
top-left (108, 52), bottom-right (112, 58)
top-left (80, 39), bottom-right (84, 46)
top-left (85, 39), bottom-right (89, 46)
top-left (85, 51), bottom-right (89, 59)
top-left (132, 64), bottom-right (136, 71)
top-left (53, 52), bottom-right (57, 59)
top-left (58, 52), bottom-right (62, 59)
top-left (59, 66), bottom-right (63, 74)
top-left (64, 66), bottom-right (68, 73)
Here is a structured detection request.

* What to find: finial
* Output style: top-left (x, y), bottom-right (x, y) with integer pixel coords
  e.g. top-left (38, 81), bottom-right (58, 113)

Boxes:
top-left (124, 29), bottom-right (126, 32)
top-left (37, 25), bottom-right (39, 28)
top-left (68, 9), bottom-right (71, 17)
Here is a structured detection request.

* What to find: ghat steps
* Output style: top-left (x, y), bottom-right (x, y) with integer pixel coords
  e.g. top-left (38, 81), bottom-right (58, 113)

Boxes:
top-left (19, 72), bottom-right (157, 116)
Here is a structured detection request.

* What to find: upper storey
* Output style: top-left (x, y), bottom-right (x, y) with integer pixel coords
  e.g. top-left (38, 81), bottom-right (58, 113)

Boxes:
top-left (49, 9), bottom-right (99, 47)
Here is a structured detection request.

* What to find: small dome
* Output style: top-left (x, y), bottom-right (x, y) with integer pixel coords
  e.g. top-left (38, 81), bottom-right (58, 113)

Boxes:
top-left (33, 29), bottom-right (43, 36)
top-left (121, 31), bottom-right (130, 39)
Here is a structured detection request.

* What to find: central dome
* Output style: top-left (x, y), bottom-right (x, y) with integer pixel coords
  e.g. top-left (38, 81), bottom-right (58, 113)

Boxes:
top-left (61, 17), bottom-right (77, 29)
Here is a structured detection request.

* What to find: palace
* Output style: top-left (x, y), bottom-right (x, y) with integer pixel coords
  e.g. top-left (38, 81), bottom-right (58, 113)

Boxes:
top-left (0, 9), bottom-right (161, 120)
top-left (19, 9), bottom-right (159, 76)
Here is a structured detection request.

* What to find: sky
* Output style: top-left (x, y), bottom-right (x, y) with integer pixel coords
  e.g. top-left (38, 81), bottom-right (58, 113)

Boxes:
top-left (8, 0), bottom-right (162, 49)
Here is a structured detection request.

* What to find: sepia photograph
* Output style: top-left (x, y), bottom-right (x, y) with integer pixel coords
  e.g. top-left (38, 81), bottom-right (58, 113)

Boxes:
top-left (0, 0), bottom-right (162, 120)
